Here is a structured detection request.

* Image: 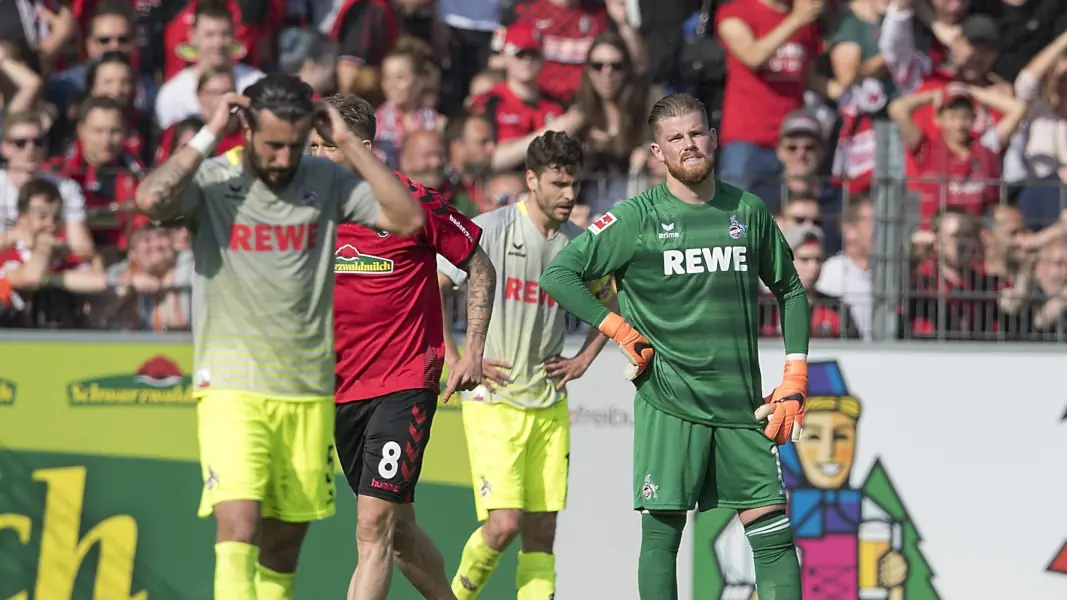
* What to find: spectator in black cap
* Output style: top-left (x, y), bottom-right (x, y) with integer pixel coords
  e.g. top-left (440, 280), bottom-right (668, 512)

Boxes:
top-left (773, 109), bottom-right (844, 251)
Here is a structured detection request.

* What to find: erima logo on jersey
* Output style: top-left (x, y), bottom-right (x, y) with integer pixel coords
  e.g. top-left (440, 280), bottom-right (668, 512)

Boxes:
top-left (658, 223), bottom-right (679, 239)
top-left (663, 247), bottom-right (748, 275)
top-left (334, 244), bottom-right (394, 274)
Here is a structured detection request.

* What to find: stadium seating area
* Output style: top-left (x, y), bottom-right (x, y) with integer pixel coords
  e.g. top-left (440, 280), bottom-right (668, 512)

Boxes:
top-left (0, 0), bottom-right (1065, 342)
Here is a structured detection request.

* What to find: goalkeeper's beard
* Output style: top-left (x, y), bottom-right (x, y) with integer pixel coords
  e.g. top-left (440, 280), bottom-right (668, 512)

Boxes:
top-left (665, 151), bottom-right (715, 186)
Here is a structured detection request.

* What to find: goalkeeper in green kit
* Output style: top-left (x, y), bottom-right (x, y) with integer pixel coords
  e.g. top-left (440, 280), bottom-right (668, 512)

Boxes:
top-left (540, 93), bottom-right (809, 600)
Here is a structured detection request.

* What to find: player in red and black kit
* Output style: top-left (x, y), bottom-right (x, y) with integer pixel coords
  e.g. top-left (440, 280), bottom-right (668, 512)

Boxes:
top-left (309, 94), bottom-right (497, 600)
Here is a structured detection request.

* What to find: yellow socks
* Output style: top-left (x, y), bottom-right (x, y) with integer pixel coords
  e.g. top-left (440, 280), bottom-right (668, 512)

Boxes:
top-left (516, 551), bottom-right (555, 600)
top-left (255, 564), bottom-right (296, 600)
top-left (215, 541), bottom-right (259, 600)
top-left (452, 527), bottom-right (503, 600)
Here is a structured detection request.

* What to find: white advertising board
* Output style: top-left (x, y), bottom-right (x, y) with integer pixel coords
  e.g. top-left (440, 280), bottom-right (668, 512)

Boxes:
top-left (555, 341), bottom-right (1067, 600)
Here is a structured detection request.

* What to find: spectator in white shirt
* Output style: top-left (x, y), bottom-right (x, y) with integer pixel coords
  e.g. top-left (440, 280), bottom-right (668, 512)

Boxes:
top-left (154, 1), bottom-right (264, 129)
top-left (816, 193), bottom-right (876, 338)
top-left (0, 111), bottom-right (93, 258)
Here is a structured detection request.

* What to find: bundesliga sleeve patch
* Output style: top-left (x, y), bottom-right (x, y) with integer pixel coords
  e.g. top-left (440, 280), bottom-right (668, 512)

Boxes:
top-left (589, 212), bottom-right (617, 235)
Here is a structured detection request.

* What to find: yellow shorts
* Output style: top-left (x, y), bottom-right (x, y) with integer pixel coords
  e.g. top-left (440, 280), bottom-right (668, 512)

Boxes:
top-left (462, 399), bottom-right (570, 521)
top-left (196, 391), bottom-right (336, 522)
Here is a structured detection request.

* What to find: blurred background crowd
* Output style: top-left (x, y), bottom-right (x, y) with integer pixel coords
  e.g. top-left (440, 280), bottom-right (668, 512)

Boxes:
top-left (0, 0), bottom-right (1065, 342)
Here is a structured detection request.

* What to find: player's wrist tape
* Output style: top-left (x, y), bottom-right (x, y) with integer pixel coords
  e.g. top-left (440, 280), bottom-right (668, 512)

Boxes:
top-left (188, 128), bottom-right (220, 157)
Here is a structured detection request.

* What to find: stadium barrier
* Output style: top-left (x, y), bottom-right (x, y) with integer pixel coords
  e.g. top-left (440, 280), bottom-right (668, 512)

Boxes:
top-left (2, 332), bottom-right (1065, 599)
top-left (5, 160), bottom-right (1067, 339)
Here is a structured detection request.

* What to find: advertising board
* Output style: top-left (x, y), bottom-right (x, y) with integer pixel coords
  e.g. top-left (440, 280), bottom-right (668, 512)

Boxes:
top-left (2, 336), bottom-right (1066, 599)
top-left (564, 343), bottom-right (1067, 600)
top-left (0, 338), bottom-right (501, 599)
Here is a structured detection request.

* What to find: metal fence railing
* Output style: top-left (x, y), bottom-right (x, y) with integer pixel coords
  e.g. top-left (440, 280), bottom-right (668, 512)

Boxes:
top-left (1, 147), bottom-right (1066, 340)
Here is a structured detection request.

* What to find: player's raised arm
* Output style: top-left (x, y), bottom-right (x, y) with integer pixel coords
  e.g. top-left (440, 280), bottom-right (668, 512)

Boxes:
top-left (135, 92), bottom-right (249, 220)
top-left (540, 205), bottom-right (652, 380)
top-left (319, 104), bottom-right (424, 235)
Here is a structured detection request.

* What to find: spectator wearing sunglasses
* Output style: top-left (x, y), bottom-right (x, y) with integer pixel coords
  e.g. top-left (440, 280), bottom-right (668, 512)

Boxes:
top-left (0, 111), bottom-right (94, 258)
top-left (45, 3), bottom-right (158, 122)
top-left (470, 22), bottom-right (584, 171)
top-left (775, 109), bottom-right (844, 251)
top-left (776, 191), bottom-right (822, 233)
top-left (572, 31), bottom-right (648, 217)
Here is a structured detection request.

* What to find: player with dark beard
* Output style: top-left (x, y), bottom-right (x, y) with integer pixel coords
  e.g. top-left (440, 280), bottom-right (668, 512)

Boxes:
top-left (135, 75), bottom-right (424, 600)
top-left (541, 93), bottom-right (810, 600)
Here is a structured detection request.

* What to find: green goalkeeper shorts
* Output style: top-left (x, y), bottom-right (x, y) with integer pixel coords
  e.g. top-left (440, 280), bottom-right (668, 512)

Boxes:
top-left (633, 396), bottom-right (786, 512)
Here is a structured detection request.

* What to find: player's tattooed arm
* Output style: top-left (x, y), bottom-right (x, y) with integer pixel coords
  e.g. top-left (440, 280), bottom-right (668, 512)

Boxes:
top-left (134, 146), bottom-right (206, 220)
top-left (463, 246), bottom-right (496, 350)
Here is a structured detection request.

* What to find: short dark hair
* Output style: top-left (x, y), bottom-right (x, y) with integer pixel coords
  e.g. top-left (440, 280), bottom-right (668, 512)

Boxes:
top-left (194, 0), bottom-right (233, 26)
top-left (647, 93), bottom-right (708, 135)
top-left (76, 96), bottom-right (125, 124)
top-left (525, 131), bottom-right (584, 176)
top-left (91, 1), bottom-right (134, 28)
top-left (244, 74), bottom-right (316, 129)
top-left (17, 178), bottom-right (62, 214)
top-left (324, 94), bottom-right (376, 140)
top-left (86, 51), bottom-right (132, 92)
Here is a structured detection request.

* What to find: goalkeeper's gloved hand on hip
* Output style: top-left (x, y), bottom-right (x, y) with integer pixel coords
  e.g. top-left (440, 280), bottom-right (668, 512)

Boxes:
top-left (598, 313), bottom-right (653, 381)
top-left (755, 358), bottom-right (807, 444)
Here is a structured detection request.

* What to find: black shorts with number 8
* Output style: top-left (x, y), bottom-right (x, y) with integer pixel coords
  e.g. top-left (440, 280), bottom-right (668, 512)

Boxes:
top-left (334, 389), bottom-right (439, 504)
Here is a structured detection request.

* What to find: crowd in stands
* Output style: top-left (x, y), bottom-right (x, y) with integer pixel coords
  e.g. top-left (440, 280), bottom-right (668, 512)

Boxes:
top-left (0, 0), bottom-right (1065, 342)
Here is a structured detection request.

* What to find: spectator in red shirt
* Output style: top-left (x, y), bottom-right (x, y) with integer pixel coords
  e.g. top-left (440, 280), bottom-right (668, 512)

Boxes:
top-left (154, 1), bottom-right (265, 130)
top-left (0, 179), bottom-right (103, 328)
top-left (472, 22), bottom-right (584, 171)
top-left (715, 0), bottom-right (833, 202)
top-left (907, 208), bottom-right (1006, 339)
top-left (889, 83), bottom-right (1026, 228)
top-left (496, 0), bottom-right (645, 105)
top-left (57, 97), bottom-right (144, 249)
top-left (154, 66), bottom-right (244, 165)
top-left (163, 0), bottom-right (283, 80)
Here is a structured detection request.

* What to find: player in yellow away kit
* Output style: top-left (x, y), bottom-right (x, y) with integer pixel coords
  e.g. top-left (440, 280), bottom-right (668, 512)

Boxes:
top-left (134, 75), bottom-right (425, 600)
top-left (437, 132), bottom-right (616, 600)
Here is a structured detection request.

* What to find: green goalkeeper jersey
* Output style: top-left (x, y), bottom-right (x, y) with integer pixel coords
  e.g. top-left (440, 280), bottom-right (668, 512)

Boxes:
top-left (541, 181), bottom-right (809, 426)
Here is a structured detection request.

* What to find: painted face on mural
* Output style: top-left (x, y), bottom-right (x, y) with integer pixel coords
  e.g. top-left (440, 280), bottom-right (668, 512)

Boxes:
top-left (795, 410), bottom-right (857, 489)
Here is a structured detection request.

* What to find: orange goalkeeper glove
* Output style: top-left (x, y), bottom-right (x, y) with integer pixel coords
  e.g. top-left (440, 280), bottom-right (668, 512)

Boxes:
top-left (598, 313), bottom-right (653, 381)
top-left (754, 359), bottom-right (807, 445)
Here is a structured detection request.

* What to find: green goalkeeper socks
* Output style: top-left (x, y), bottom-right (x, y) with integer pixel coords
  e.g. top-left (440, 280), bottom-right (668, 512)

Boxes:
top-left (638, 511), bottom-right (686, 600)
top-left (744, 512), bottom-right (801, 600)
